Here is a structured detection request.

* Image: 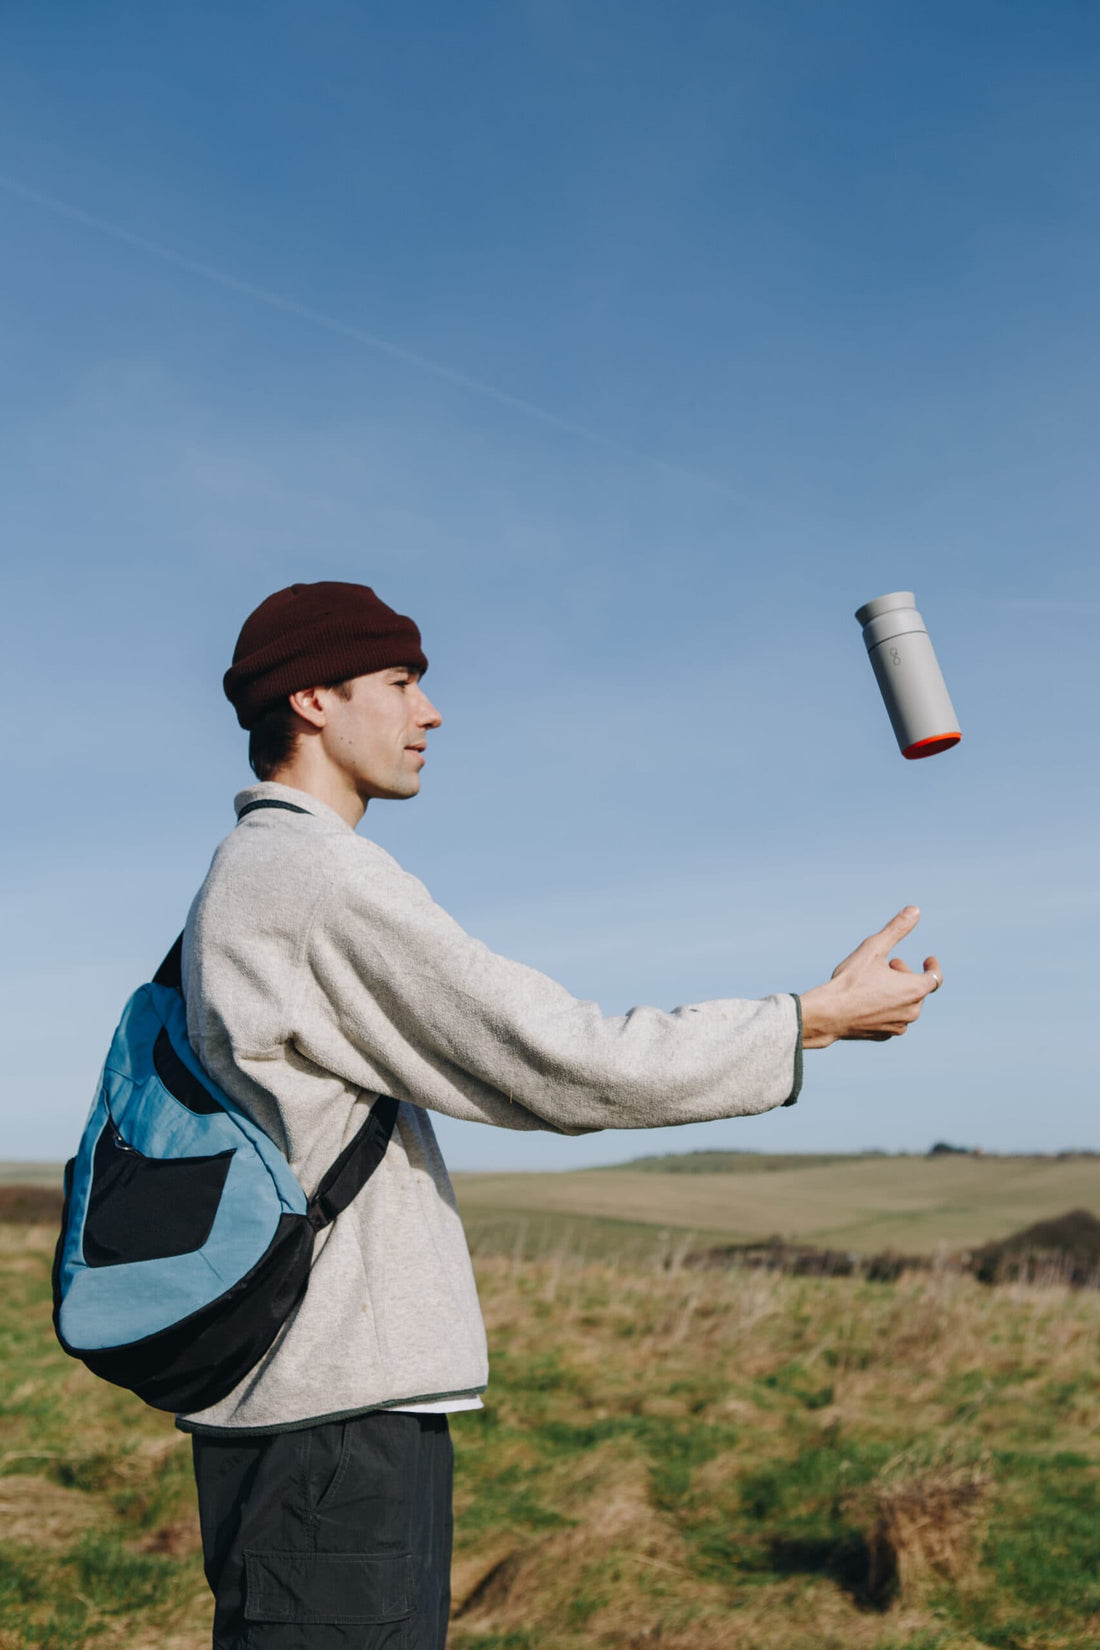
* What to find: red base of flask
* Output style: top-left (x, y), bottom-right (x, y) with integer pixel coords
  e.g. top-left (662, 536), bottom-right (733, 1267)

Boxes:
top-left (903, 732), bottom-right (962, 760)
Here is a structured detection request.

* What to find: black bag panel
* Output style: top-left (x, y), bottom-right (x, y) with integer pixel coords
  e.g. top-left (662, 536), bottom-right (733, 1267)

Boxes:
top-left (152, 1026), bottom-right (224, 1115)
top-left (243, 1550), bottom-right (414, 1626)
top-left (82, 1127), bottom-right (234, 1268)
top-left (71, 1211), bottom-right (315, 1412)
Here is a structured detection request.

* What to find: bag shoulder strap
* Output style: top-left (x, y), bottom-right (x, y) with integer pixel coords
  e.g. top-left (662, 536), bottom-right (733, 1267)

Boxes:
top-left (153, 933), bottom-right (184, 990)
top-left (307, 1096), bottom-right (400, 1231)
top-left (237, 798), bottom-right (312, 820)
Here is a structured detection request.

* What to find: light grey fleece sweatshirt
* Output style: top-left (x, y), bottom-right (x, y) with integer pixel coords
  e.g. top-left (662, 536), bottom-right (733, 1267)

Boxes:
top-left (178, 781), bottom-right (803, 1434)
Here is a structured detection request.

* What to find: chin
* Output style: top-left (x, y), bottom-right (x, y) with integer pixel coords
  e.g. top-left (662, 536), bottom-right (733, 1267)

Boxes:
top-left (366, 778), bottom-right (421, 802)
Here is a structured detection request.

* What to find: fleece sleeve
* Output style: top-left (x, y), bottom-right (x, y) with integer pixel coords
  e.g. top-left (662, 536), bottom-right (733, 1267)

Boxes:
top-left (295, 837), bottom-right (803, 1135)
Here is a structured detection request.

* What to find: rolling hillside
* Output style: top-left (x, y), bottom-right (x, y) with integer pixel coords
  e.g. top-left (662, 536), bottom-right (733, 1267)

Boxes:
top-left (453, 1153), bottom-right (1100, 1256)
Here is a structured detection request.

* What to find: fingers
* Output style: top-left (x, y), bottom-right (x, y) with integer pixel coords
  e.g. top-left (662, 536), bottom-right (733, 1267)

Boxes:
top-left (834, 907), bottom-right (918, 976)
top-left (873, 906), bottom-right (920, 955)
top-left (827, 915), bottom-right (942, 1042)
top-left (892, 954), bottom-right (942, 997)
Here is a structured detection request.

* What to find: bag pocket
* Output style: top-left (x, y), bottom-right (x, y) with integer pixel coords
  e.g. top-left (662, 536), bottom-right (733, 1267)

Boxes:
top-left (243, 1551), bottom-right (413, 1625)
top-left (82, 1123), bottom-right (233, 1267)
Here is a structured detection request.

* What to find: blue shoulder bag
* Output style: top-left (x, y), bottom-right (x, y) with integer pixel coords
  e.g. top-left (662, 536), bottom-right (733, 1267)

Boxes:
top-left (52, 798), bottom-right (398, 1414)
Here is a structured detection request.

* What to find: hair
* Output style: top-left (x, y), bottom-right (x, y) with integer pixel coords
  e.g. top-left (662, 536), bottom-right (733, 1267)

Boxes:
top-left (248, 679), bottom-right (354, 781)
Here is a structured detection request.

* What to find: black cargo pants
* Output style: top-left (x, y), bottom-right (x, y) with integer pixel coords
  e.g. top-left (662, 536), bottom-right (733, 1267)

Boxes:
top-left (191, 1411), bottom-right (453, 1650)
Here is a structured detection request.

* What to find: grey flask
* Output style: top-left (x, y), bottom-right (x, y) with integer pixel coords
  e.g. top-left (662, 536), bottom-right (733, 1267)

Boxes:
top-left (855, 592), bottom-right (961, 760)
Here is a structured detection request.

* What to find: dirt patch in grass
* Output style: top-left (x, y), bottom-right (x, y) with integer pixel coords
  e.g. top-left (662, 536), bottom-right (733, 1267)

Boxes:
top-left (0, 1475), bottom-right (100, 1547)
top-left (135, 1516), bottom-right (202, 1560)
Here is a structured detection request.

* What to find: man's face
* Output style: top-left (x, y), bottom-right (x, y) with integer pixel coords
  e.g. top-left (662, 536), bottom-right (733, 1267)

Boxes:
top-left (317, 667), bottom-right (442, 802)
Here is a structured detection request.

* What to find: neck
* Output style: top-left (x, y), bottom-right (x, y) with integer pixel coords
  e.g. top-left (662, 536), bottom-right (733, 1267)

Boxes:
top-left (264, 755), bottom-right (366, 829)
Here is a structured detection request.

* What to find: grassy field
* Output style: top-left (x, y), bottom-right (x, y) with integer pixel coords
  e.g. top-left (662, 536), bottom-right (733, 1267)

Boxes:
top-left (2, 1213), bottom-right (1100, 1650)
top-left (454, 1154), bottom-right (1100, 1257)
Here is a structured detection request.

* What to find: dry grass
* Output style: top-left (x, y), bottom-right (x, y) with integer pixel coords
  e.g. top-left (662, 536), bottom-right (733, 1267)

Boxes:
top-left (863, 1455), bottom-right (990, 1604)
top-left (442, 1248), bottom-right (1100, 1648)
top-left (3, 1224), bottom-right (1100, 1648)
top-left (0, 1476), bottom-right (101, 1548)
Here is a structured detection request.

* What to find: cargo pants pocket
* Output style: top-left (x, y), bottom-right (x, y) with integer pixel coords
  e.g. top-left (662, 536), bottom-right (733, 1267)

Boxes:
top-left (243, 1550), bottom-right (413, 1649)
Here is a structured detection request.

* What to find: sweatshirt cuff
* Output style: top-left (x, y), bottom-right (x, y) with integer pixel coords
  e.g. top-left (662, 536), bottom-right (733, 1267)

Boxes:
top-left (782, 994), bottom-right (803, 1107)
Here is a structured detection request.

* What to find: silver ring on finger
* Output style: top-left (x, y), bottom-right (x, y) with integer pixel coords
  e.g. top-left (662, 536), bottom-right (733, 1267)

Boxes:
top-left (929, 972), bottom-right (942, 992)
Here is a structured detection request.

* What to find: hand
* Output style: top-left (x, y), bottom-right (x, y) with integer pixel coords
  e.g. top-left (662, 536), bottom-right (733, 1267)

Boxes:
top-left (799, 907), bottom-right (942, 1048)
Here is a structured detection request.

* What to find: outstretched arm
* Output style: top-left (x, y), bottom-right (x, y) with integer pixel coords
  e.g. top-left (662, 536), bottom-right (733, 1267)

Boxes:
top-left (301, 840), bottom-right (802, 1133)
top-left (299, 844), bottom-right (940, 1135)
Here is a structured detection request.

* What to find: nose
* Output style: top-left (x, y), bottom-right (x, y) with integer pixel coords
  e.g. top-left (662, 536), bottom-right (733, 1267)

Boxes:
top-left (414, 686), bottom-right (442, 729)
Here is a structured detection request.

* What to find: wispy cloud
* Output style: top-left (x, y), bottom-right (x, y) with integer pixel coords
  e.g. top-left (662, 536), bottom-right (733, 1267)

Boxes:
top-left (0, 173), bottom-right (731, 495)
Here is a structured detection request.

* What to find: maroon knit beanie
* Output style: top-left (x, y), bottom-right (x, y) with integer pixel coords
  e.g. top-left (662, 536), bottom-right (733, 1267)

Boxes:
top-left (223, 581), bottom-right (428, 730)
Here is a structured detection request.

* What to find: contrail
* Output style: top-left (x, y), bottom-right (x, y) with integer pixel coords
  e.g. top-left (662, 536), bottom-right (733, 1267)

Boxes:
top-left (0, 173), bottom-right (732, 491)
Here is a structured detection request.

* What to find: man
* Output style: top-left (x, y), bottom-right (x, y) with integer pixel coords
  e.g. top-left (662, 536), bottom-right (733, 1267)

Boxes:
top-left (183, 580), bottom-right (942, 1649)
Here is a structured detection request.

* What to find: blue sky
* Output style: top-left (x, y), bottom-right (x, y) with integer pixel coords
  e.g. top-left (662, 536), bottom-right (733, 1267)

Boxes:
top-left (2, 1), bottom-right (1097, 1168)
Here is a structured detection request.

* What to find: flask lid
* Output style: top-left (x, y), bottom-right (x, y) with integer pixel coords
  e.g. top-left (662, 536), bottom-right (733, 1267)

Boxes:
top-left (855, 591), bottom-right (916, 627)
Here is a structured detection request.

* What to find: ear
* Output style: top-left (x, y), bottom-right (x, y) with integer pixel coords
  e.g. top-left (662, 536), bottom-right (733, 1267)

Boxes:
top-left (287, 686), bottom-right (330, 730)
